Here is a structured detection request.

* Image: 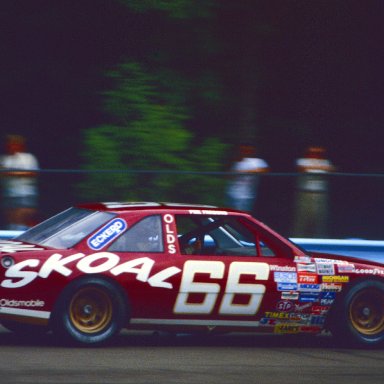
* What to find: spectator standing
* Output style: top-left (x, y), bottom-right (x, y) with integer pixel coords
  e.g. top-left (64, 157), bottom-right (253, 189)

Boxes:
top-left (0, 135), bottom-right (39, 230)
top-left (292, 146), bottom-right (335, 238)
top-left (226, 144), bottom-right (269, 212)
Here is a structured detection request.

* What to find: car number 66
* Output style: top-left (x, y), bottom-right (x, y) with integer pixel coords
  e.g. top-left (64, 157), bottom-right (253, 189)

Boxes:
top-left (174, 260), bottom-right (270, 315)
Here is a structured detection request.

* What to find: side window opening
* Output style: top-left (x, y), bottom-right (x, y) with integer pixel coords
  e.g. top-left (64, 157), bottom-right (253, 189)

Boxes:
top-left (175, 215), bottom-right (275, 257)
top-left (108, 215), bottom-right (164, 253)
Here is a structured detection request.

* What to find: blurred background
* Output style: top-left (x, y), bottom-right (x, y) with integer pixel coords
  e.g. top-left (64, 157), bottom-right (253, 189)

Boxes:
top-left (0, 0), bottom-right (383, 239)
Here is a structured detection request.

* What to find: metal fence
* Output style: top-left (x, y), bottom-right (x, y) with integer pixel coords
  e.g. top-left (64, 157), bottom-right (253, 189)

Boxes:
top-left (1, 170), bottom-right (384, 240)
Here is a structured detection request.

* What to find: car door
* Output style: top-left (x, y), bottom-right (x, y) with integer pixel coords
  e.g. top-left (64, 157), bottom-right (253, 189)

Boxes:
top-left (171, 213), bottom-right (299, 331)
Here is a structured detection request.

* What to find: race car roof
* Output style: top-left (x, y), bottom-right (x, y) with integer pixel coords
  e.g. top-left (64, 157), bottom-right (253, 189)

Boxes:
top-left (75, 202), bottom-right (231, 213)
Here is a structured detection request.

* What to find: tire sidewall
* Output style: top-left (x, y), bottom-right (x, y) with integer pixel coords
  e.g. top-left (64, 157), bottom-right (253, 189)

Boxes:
top-left (337, 279), bottom-right (384, 347)
top-left (52, 276), bottom-right (128, 346)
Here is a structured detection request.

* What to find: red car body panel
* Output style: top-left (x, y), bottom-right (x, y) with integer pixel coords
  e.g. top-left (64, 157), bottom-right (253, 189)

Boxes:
top-left (0, 202), bottom-right (383, 337)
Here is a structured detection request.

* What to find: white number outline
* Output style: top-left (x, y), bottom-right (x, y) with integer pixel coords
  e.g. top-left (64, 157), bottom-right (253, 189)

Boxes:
top-left (174, 260), bottom-right (270, 316)
top-left (219, 262), bottom-right (269, 315)
top-left (174, 260), bottom-right (224, 314)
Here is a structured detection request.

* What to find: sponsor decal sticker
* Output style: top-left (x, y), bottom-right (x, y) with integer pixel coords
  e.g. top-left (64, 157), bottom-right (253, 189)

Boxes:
top-left (312, 305), bottom-right (330, 315)
top-left (270, 265), bottom-right (296, 272)
top-left (321, 283), bottom-right (342, 292)
top-left (260, 318), bottom-right (277, 326)
top-left (87, 218), bottom-right (127, 250)
top-left (337, 263), bottom-right (355, 273)
top-left (276, 300), bottom-right (294, 312)
top-left (294, 303), bottom-right (312, 312)
top-left (310, 315), bottom-right (325, 325)
top-left (314, 258), bottom-right (349, 265)
top-left (281, 291), bottom-right (299, 300)
top-left (353, 268), bottom-right (384, 275)
top-left (265, 312), bottom-right (290, 319)
top-left (298, 273), bottom-right (318, 284)
top-left (288, 313), bottom-right (310, 323)
top-left (296, 263), bottom-right (317, 273)
top-left (294, 256), bottom-right (312, 263)
top-left (298, 284), bottom-right (321, 292)
top-left (277, 283), bottom-right (298, 291)
top-left (274, 272), bottom-right (297, 283)
top-left (316, 263), bottom-right (335, 275)
top-left (322, 275), bottom-right (349, 283)
top-left (163, 214), bottom-right (177, 254)
top-left (274, 324), bottom-right (300, 334)
top-left (189, 209), bottom-right (228, 215)
top-left (320, 299), bottom-right (335, 305)
top-left (320, 291), bottom-right (336, 300)
top-left (299, 293), bottom-right (320, 302)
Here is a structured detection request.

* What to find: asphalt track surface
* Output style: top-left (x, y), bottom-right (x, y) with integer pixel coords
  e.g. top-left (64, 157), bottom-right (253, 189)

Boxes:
top-left (1, 326), bottom-right (384, 384)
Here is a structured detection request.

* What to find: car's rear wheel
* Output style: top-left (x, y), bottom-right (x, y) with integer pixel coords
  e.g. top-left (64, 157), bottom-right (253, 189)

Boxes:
top-left (332, 280), bottom-right (384, 347)
top-left (52, 277), bottom-right (128, 346)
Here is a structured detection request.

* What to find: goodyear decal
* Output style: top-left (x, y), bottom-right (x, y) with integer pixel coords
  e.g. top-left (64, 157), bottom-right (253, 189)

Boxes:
top-left (87, 218), bottom-right (127, 250)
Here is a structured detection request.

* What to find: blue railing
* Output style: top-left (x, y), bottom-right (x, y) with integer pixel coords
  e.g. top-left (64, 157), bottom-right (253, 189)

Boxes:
top-left (0, 230), bottom-right (24, 240)
top-left (290, 238), bottom-right (384, 264)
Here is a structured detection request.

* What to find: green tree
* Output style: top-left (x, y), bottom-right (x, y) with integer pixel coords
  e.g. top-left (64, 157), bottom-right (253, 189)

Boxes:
top-left (80, 0), bottom-right (278, 204)
top-left (117, 0), bottom-right (277, 146)
top-left (80, 61), bottom-right (227, 204)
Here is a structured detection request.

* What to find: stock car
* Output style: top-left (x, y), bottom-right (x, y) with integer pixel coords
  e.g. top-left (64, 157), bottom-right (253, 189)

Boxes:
top-left (0, 202), bottom-right (383, 347)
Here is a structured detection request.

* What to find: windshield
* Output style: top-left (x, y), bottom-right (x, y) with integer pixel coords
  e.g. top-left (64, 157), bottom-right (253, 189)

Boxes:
top-left (16, 207), bottom-right (116, 249)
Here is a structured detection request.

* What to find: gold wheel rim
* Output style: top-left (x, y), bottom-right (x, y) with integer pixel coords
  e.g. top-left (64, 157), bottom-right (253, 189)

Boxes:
top-left (69, 287), bottom-right (113, 334)
top-left (349, 288), bottom-right (384, 336)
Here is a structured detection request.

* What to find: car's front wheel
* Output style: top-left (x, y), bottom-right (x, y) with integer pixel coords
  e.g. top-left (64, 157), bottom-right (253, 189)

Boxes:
top-left (52, 277), bottom-right (128, 346)
top-left (332, 280), bottom-right (384, 347)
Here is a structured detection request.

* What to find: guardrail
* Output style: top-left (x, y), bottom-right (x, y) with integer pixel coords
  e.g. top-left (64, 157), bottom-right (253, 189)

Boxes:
top-left (290, 238), bottom-right (384, 264)
top-left (1, 230), bottom-right (383, 264)
top-left (2, 170), bottom-right (384, 239)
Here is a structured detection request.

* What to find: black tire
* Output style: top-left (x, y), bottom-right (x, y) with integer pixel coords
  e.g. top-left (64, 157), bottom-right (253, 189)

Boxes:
top-left (331, 280), bottom-right (384, 347)
top-left (51, 276), bottom-right (129, 346)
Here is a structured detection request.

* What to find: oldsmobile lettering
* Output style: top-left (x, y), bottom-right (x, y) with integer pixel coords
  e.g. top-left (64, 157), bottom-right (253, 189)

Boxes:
top-left (0, 299), bottom-right (45, 307)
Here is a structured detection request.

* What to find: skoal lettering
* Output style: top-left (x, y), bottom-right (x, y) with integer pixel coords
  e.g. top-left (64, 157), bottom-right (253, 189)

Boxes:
top-left (1, 253), bottom-right (181, 289)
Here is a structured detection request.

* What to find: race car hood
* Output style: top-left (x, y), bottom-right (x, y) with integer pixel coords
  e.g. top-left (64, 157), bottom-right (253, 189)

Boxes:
top-left (0, 239), bottom-right (47, 254)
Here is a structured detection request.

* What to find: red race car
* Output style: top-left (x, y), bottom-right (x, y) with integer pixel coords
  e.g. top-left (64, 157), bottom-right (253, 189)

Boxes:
top-left (0, 202), bottom-right (383, 346)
